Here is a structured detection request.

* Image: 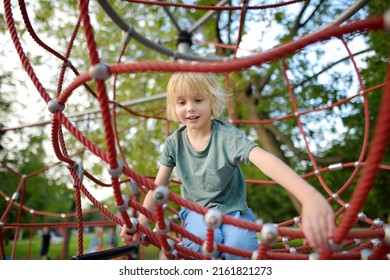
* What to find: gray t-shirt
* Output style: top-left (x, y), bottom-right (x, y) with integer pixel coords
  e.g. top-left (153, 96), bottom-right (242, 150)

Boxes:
top-left (159, 120), bottom-right (257, 214)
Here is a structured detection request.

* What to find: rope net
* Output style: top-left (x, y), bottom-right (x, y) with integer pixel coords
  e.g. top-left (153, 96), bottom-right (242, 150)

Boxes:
top-left (1, 0), bottom-right (389, 260)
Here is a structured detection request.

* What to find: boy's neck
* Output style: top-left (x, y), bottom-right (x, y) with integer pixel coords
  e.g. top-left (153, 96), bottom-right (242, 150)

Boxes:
top-left (186, 119), bottom-right (212, 151)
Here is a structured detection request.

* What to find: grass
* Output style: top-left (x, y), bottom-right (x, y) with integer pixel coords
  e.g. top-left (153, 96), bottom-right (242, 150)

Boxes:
top-left (4, 231), bottom-right (308, 260)
top-left (3, 233), bottom-right (160, 260)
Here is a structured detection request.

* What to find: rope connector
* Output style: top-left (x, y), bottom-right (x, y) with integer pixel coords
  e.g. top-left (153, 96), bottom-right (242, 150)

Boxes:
top-left (328, 239), bottom-right (343, 251)
top-left (163, 239), bottom-right (176, 254)
top-left (116, 195), bottom-right (129, 212)
top-left (293, 216), bottom-right (301, 225)
top-left (354, 238), bottom-right (362, 246)
top-left (140, 233), bottom-right (149, 246)
top-left (11, 192), bottom-right (19, 201)
top-left (361, 249), bottom-right (372, 260)
top-left (109, 160), bottom-right (124, 178)
top-left (373, 218), bottom-right (384, 228)
top-left (309, 252), bottom-right (319, 260)
top-left (122, 26), bottom-right (134, 45)
top-left (261, 223), bottom-right (279, 245)
top-left (64, 60), bottom-right (72, 67)
top-left (70, 163), bottom-right (84, 187)
top-left (329, 163), bottom-right (343, 171)
top-left (48, 99), bottom-right (65, 113)
top-left (129, 178), bottom-right (138, 195)
top-left (89, 62), bottom-right (110, 81)
top-left (152, 185), bottom-right (170, 206)
top-left (201, 241), bottom-right (218, 258)
top-left (153, 218), bottom-right (170, 235)
top-left (204, 208), bottom-right (222, 229)
top-left (240, 2), bottom-right (247, 12)
top-left (126, 217), bottom-right (139, 234)
top-left (332, 193), bottom-right (339, 200)
top-left (251, 251), bottom-right (259, 260)
top-left (370, 238), bottom-right (381, 248)
top-left (358, 212), bottom-right (366, 221)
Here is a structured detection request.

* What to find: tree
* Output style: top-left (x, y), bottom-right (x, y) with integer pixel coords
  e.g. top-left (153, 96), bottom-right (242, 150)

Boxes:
top-left (0, 4), bottom-right (74, 243)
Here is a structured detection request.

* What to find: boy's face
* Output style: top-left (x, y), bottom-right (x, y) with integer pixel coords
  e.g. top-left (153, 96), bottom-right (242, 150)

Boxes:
top-left (174, 89), bottom-right (212, 130)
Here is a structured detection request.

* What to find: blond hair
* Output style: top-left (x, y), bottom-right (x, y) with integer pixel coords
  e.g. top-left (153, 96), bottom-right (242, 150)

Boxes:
top-left (166, 72), bottom-right (227, 122)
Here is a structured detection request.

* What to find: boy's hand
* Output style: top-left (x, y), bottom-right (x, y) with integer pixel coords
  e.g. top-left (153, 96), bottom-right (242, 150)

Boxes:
top-left (120, 225), bottom-right (142, 245)
top-left (301, 191), bottom-right (336, 253)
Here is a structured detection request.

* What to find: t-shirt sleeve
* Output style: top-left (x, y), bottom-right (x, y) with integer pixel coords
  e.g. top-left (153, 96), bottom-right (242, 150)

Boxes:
top-left (159, 139), bottom-right (176, 167)
top-left (229, 128), bottom-right (258, 166)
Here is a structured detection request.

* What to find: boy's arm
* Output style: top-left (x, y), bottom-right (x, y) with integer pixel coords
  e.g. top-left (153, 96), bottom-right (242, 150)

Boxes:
top-left (138, 165), bottom-right (173, 225)
top-left (248, 146), bottom-right (336, 252)
top-left (121, 165), bottom-right (173, 245)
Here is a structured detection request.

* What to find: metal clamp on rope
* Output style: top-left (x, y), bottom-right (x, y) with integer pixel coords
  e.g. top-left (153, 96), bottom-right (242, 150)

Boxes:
top-left (309, 252), bottom-right (319, 260)
top-left (89, 62), bottom-right (111, 81)
top-left (116, 195), bottom-right (129, 212)
top-left (126, 217), bottom-right (139, 234)
top-left (11, 192), bottom-right (20, 201)
top-left (152, 185), bottom-right (170, 206)
top-left (68, 162), bottom-right (83, 187)
top-left (202, 241), bottom-right (218, 258)
top-left (204, 208), bottom-right (222, 229)
top-left (251, 251), bottom-right (259, 260)
top-left (329, 163), bottom-right (343, 171)
top-left (140, 233), bottom-right (150, 247)
top-left (109, 160), bottom-right (124, 178)
top-left (122, 26), bottom-right (134, 45)
top-left (361, 249), bottom-right (372, 260)
top-left (129, 178), bottom-right (138, 196)
top-left (261, 223), bottom-right (279, 245)
top-left (293, 216), bottom-right (301, 225)
top-left (371, 238), bottom-right (381, 248)
top-left (64, 59), bottom-right (72, 67)
top-left (153, 218), bottom-right (170, 235)
top-left (75, 163), bottom-right (84, 186)
top-left (48, 98), bottom-right (65, 113)
top-left (358, 212), bottom-right (366, 221)
top-left (163, 239), bottom-right (176, 254)
top-left (327, 239), bottom-right (343, 252)
top-left (373, 218), bottom-right (384, 228)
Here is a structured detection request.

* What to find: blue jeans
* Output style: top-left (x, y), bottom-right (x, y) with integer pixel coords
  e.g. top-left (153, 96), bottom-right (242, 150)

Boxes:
top-left (179, 208), bottom-right (258, 260)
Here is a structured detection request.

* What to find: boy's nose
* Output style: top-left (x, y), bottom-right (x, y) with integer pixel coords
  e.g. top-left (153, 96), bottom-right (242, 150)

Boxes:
top-left (187, 102), bottom-right (195, 112)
